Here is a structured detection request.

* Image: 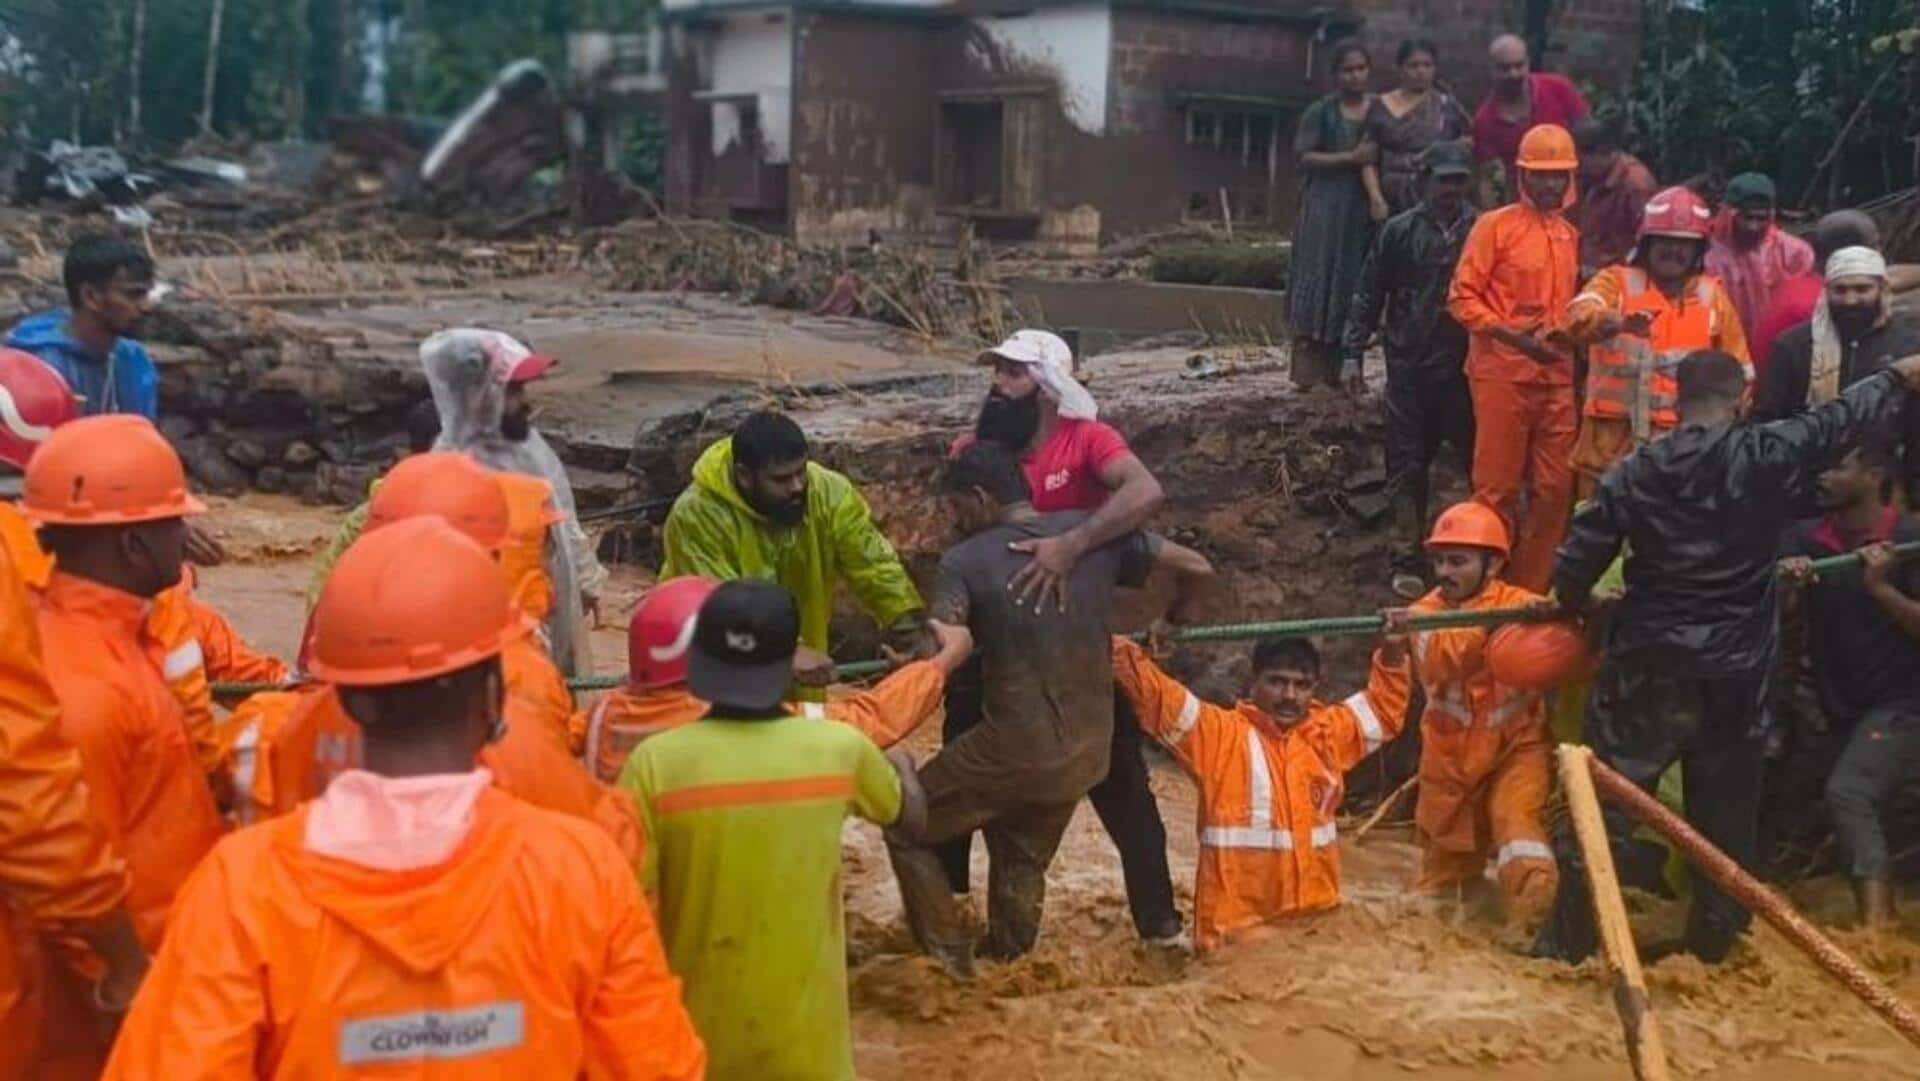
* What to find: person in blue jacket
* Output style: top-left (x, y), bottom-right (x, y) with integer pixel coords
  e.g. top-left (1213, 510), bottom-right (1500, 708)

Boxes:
top-left (6, 233), bottom-right (159, 419)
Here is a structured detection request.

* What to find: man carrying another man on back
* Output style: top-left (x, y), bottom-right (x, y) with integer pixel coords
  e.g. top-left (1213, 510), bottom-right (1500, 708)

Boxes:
top-left (887, 442), bottom-right (1212, 975)
top-left (941, 329), bottom-right (1186, 948)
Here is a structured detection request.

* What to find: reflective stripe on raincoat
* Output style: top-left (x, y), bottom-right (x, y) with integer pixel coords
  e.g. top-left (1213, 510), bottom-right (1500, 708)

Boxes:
top-left (1112, 637), bottom-right (1411, 952)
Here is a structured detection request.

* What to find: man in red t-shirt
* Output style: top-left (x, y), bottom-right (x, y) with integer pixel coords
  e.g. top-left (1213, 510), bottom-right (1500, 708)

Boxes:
top-left (941, 329), bottom-right (1184, 945)
top-left (1472, 34), bottom-right (1589, 206)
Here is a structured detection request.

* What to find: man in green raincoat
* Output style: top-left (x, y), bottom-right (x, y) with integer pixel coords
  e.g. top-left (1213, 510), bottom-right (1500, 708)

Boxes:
top-left (662, 411), bottom-right (927, 693)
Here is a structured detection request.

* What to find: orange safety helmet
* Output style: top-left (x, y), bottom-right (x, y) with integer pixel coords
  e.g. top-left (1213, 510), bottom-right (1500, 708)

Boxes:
top-left (23, 414), bottom-right (207, 525)
top-left (0, 348), bottom-right (78, 470)
top-left (1425, 502), bottom-right (1512, 557)
top-left (364, 451), bottom-right (511, 552)
top-left (1514, 124), bottom-right (1578, 172)
top-left (627, 576), bottom-right (719, 691)
top-left (1487, 621), bottom-right (1593, 690)
top-left (307, 517), bottom-right (530, 687)
top-left (1638, 185), bottom-right (1712, 242)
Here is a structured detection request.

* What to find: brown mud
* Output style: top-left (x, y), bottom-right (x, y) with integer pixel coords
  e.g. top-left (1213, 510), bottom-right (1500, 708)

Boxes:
top-left (188, 318), bottom-right (1920, 1079)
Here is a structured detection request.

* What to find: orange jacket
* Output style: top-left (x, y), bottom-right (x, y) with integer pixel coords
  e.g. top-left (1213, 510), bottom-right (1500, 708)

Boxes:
top-left (1112, 638), bottom-right (1410, 952)
top-left (1448, 202), bottom-right (1580, 386)
top-left (499, 472), bottom-right (563, 624)
top-left (101, 787), bottom-right (706, 1080)
top-left (1409, 579), bottom-right (1549, 852)
top-left (35, 572), bottom-right (226, 948)
top-left (223, 661), bottom-right (636, 863)
top-left (1565, 266), bottom-right (1750, 435)
top-left (504, 634), bottom-right (576, 754)
top-left (0, 515), bottom-right (130, 1079)
top-left (574, 661), bottom-right (948, 784)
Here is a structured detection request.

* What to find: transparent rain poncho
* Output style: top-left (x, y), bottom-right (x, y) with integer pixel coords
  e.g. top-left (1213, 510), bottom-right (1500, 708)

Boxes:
top-left (420, 328), bottom-right (606, 675)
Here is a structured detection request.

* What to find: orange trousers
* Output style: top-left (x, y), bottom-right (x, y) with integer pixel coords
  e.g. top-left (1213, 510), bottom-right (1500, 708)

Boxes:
top-left (1469, 376), bottom-right (1577, 592)
top-left (1415, 739), bottom-right (1558, 925)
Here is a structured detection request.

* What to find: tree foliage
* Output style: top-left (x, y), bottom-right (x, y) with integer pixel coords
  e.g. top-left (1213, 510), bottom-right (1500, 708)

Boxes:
top-left (1596, 0), bottom-right (1917, 207)
top-left (1, 1), bottom-right (655, 153)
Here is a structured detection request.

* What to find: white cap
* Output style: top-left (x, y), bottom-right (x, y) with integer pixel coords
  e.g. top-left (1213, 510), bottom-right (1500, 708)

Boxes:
top-left (1825, 245), bottom-right (1888, 284)
top-left (976, 329), bottom-right (1097, 421)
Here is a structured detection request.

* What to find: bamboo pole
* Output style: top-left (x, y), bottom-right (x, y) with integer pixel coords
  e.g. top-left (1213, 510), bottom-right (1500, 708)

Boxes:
top-left (1559, 746), bottom-right (1673, 1081)
top-left (1350, 774), bottom-right (1417, 843)
top-left (1587, 755), bottom-right (1920, 1051)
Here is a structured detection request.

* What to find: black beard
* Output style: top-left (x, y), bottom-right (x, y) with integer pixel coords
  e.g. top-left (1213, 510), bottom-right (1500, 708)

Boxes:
top-left (975, 389), bottom-right (1040, 450)
top-left (1830, 304), bottom-right (1879, 339)
top-left (747, 488), bottom-right (807, 526)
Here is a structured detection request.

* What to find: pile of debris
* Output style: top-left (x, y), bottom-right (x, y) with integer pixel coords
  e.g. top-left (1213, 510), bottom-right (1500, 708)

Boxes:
top-left (588, 220), bottom-right (1016, 344)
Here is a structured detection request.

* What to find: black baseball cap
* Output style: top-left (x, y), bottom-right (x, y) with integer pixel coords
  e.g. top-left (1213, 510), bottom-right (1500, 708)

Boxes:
top-left (1425, 142), bottom-right (1473, 178)
top-left (687, 579), bottom-right (800, 711)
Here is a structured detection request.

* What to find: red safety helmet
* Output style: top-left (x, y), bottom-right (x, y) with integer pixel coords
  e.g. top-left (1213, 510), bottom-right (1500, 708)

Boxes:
top-left (1487, 621), bottom-right (1594, 690)
top-left (0, 348), bottom-right (78, 470)
top-left (1638, 185), bottom-right (1712, 243)
top-left (626, 576), bottom-right (719, 691)
top-left (1425, 502), bottom-right (1511, 558)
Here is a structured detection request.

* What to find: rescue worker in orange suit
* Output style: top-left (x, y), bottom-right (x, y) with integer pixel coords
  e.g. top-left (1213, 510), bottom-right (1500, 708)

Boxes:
top-left (1448, 123), bottom-right (1581, 592)
top-left (0, 359), bottom-right (152, 1079)
top-left (577, 575), bottom-right (975, 783)
top-left (1536, 352), bottom-right (1920, 965)
top-left (23, 414), bottom-right (227, 950)
top-left (0, 348), bottom-right (261, 804)
top-left (1558, 185), bottom-right (1751, 499)
top-left (17, 415), bottom-right (227, 1075)
top-left (1109, 623), bottom-right (1411, 952)
top-left (102, 518), bottom-right (707, 1079)
top-left (223, 453), bottom-right (639, 858)
top-left (1394, 502), bottom-right (1558, 922)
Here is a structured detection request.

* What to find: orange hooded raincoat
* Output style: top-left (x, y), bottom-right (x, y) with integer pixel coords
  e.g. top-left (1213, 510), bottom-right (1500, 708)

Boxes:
top-left (101, 785), bottom-right (705, 1080)
top-left (0, 508), bottom-right (131, 1080)
top-left (1408, 578), bottom-right (1557, 918)
top-left (223, 672), bottom-right (638, 862)
top-left (35, 571), bottom-right (226, 948)
top-left (1447, 156), bottom-right (1581, 592)
top-left (574, 660), bottom-right (949, 783)
top-left (1112, 638), bottom-right (1411, 951)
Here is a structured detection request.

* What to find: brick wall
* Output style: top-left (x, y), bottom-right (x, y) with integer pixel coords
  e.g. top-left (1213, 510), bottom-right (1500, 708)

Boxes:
top-left (1346, 0), bottom-right (1642, 107)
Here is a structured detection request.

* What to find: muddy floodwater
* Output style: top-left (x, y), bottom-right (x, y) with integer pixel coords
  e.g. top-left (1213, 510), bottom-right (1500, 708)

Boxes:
top-left (197, 489), bottom-right (1920, 1081)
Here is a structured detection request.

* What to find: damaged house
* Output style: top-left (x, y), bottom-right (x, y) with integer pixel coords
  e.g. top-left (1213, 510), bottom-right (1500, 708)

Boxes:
top-left (659, 0), bottom-right (1640, 250)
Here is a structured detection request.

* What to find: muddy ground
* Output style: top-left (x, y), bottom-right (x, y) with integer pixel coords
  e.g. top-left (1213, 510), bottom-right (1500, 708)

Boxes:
top-left (183, 287), bottom-right (1920, 1078)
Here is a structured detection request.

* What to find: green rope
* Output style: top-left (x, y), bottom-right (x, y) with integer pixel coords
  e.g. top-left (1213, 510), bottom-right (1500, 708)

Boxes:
top-left (209, 541), bottom-right (1920, 698)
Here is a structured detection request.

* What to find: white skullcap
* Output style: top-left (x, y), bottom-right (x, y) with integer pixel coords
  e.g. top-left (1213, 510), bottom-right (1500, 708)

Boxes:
top-left (976, 329), bottom-right (1097, 420)
top-left (1825, 245), bottom-right (1888, 283)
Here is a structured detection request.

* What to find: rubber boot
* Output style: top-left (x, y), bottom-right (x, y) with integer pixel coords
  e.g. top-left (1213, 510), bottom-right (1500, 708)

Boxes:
top-left (1853, 876), bottom-right (1897, 930)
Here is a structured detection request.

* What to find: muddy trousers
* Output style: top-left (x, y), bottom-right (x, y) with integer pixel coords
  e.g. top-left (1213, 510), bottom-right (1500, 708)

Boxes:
top-left (889, 801), bottom-right (1079, 963)
top-left (1826, 702), bottom-right (1920, 880)
top-left (1384, 360), bottom-right (1475, 564)
top-left (1467, 376), bottom-right (1576, 593)
top-left (937, 662), bottom-right (1180, 939)
top-left (1537, 661), bottom-right (1767, 964)
top-left (1414, 736), bottom-right (1557, 923)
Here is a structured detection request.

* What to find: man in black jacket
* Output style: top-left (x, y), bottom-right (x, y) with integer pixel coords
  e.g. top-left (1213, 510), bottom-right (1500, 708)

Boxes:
top-left (1535, 349), bottom-right (1920, 965)
top-left (1343, 141), bottom-right (1480, 593)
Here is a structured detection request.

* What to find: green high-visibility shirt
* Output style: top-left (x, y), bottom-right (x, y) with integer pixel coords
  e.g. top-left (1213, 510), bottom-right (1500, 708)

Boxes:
top-left (620, 713), bottom-right (902, 1081)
